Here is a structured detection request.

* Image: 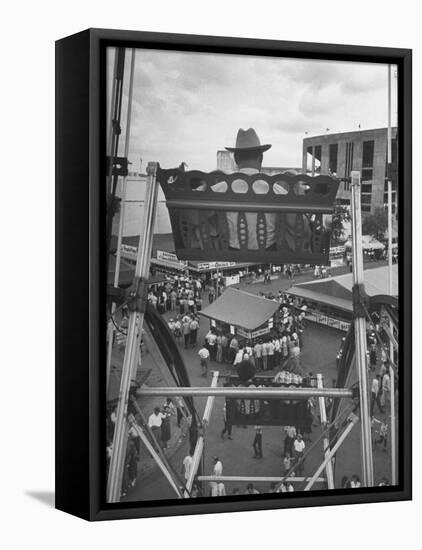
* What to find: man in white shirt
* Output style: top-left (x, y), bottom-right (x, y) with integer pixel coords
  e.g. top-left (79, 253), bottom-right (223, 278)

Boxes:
top-left (350, 475), bottom-right (361, 488)
top-left (267, 339), bottom-right (275, 370)
top-left (210, 481), bottom-right (226, 497)
top-left (293, 433), bottom-right (305, 475)
top-left (198, 346), bottom-right (210, 377)
top-left (189, 317), bottom-right (199, 347)
top-left (262, 340), bottom-right (269, 371)
top-left (233, 347), bottom-right (244, 366)
top-left (213, 456), bottom-right (223, 476)
top-left (205, 330), bottom-right (217, 361)
top-left (228, 336), bottom-right (239, 363)
top-left (254, 340), bottom-right (263, 371)
top-left (273, 338), bottom-right (281, 368)
top-left (381, 372), bottom-right (391, 407)
top-left (371, 375), bottom-right (384, 415)
top-left (148, 407), bottom-right (165, 446)
top-left (168, 318), bottom-right (175, 335)
top-left (284, 425), bottom-right (296, 456)
top-left (182, 451), bottom-right (194, 481)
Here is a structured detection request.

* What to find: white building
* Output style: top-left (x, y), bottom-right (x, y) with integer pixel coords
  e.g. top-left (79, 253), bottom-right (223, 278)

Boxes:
top-left (112, 174), bottom-right (172, 237)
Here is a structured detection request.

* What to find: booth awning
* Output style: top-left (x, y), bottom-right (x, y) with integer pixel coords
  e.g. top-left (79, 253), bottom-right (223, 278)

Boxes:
top-left (344, 235), bottom-right (385, 251)
top-left (187, 261), bottom-right (255, 273)
top-left (287, 265), bottom-right (398, 312)
top-left (200, 287), bottom-right (279, 331)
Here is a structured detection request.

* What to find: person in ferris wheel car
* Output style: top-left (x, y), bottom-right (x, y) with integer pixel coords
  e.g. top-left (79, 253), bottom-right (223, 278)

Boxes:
top-left (211, 128), bottom-right (314, 253)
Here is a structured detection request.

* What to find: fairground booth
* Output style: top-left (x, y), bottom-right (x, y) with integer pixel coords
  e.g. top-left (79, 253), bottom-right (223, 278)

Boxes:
top-left (200, 286), bottom-right (312, 428)
top-left (287, 264), bottom-right (398, 332)
top-left (199, 286), bottom-right (280, 342)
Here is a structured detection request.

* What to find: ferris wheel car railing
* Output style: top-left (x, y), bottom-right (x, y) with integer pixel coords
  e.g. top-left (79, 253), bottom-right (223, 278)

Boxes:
top-left (157, 166), bottom-right (340, 265)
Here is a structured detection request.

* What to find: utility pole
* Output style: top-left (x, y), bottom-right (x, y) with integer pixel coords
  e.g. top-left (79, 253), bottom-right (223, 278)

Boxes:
top-left (107, 49), bottom-right (136, 392)
top-left (351, 170), bottom-right (374, 486)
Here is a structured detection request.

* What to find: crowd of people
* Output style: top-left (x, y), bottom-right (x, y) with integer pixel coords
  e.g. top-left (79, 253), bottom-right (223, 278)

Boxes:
top-left (147, 272), bottom-right (223, 315)
top-left (180, 454), bottom-right (302, 497)
top-left (196, 301), bottom-right (307, 377)
top-left (106, 395), bottom-right (190, 497)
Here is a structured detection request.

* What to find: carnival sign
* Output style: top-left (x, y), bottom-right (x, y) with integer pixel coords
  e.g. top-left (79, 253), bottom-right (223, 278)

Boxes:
top-left (155, 249), bottom-right (188, 269)
top-left (305, 310), bottom-right (350, 332)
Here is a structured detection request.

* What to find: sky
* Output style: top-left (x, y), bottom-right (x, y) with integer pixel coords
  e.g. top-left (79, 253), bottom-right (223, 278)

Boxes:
top-left (107, 48), bottom-right (398, 172)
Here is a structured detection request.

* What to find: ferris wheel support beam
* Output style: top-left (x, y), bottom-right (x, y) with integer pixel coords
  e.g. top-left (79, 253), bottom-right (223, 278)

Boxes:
top-left (316, 374), bottom-right (335, 489)
top-left (185, 371), bottom-right (219, 495)
top-left (107, 49), bottom-right (136, 393)
top-left (198, 475), bottom-right (326, 483)
top-left (137, 386), bottom-right (353, 399)
top-left (351, 170), bottom-right (374, 487)
top-left (107, 162), bottom-right (159, 503)
top-left (129, 416), bottom-right (183, 498)
top-left (141, 327), bottom-right (192, 427)
top-left (304, 413), bottom-right (359, 491)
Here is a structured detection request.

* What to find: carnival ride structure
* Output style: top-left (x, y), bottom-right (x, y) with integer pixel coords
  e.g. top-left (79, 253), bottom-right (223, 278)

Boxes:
top-left (105, 47), bottom-right (399, 503)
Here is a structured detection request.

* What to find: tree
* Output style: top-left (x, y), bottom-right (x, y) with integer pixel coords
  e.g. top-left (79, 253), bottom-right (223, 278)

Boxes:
top-left (362, 207), bottom-right (388, 240)
top-left (328, 204), bottom-right (349, 244)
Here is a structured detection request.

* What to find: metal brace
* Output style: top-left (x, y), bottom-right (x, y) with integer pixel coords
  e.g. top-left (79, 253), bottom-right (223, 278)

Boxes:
top-left (352, 283), bottom-right (369, 319)
top-left (127, 276), bottom-right (149, 313)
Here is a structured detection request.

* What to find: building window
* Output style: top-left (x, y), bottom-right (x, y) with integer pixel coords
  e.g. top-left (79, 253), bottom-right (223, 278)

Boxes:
top-left (344, 142), bottom-right (354, 190)
top-left (306, 145), bottom-right (321, 175)
top-left (314, 145), bottom-right (322, 174)
top-left (384, 185), bottom-right (397, 215)
top-left (361, 140), bottom-right (374, 181)
top-left (306, 146), bottom-right (313, 174)
top-left (362, 140), bottom-right (374, 166)
top-left (337, 198), bottom-right (351, 206)
top-left (361, 205), bottom-right (371, 212)
top-left (329, 143), bottom-right (338, 175)
top-left (362, 183), bottom-right (372, 194)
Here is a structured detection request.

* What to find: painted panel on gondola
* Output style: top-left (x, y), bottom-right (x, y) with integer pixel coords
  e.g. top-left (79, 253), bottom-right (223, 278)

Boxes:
top-left (157, 167), bottom-right (339, 265)
top-left (224, 376), bottom-right (313, 428)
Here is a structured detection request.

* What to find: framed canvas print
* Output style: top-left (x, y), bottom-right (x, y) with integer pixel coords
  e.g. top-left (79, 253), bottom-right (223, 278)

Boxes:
top-left (55, 28), bottom-right (412, 521)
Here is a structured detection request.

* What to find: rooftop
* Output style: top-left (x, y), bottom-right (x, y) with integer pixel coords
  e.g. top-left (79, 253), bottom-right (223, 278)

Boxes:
top-left (288, 265), bottom-right (398, 312)
top-left (200, 287), bottom-right (280, 330)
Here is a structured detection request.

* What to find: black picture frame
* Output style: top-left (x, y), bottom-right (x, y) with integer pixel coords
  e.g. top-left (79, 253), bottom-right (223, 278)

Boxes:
top-left (55, 28), bottom-right (412, 521)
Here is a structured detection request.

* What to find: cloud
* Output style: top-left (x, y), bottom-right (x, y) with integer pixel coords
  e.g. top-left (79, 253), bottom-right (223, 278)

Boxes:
top-left (298, 83), bottom-right (344, 117)
top-left (107, 48), bottom-right (396, 170)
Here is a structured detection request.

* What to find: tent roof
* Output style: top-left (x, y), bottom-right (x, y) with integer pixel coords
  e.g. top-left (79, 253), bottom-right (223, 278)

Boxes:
top-left (288, 265), bottom-right (398, 312)
top-left (200, 287), bottom-right (279, 330)
top-left (344, 235), bottom-right (385, 250)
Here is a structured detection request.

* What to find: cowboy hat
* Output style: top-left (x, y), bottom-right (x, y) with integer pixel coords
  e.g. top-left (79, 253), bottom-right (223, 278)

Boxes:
top-left (225, 128), bottom-right (272, 153)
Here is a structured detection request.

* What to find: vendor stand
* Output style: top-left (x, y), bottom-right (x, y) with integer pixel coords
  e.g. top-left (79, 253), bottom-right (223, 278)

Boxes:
top-left (199, 287), bottom-right (279, 342)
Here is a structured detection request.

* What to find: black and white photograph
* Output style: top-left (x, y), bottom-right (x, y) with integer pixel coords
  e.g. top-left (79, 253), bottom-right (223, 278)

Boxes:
top-left (104, 43), bottom-right (406, 507)
top-left (2, 0), bottom-right (420, 544)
